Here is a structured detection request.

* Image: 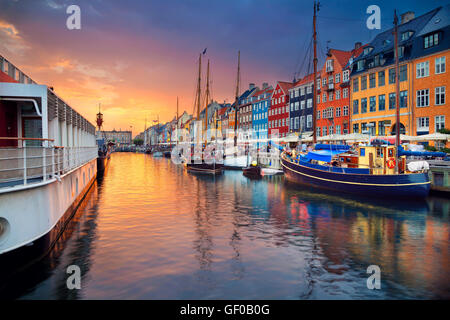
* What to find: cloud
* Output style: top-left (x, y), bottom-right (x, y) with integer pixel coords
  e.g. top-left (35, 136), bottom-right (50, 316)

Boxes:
top-left (0, 20), bottom-right (29, 55)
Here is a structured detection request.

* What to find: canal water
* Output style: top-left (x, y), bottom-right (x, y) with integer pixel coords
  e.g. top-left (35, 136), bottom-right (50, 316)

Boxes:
top-left (1, 152), bottom-right (449, 299)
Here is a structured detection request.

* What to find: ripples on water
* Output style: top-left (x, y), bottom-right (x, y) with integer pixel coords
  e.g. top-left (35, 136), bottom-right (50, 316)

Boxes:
top-left (1, 153), bottom-right (449, 299)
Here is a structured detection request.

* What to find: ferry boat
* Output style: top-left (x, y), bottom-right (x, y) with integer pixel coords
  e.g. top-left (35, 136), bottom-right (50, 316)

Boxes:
top-left (0, 54), bottom-right (98, 256)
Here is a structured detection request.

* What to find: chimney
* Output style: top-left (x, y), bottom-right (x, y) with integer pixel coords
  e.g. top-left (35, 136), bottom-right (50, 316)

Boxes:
top-left (249, 83), bottom-right (255, 90)
top-left (262, 82), bottom-right (268, 89)
top-left (354, 42), bottom-right (362, 50)
top-left (400, 11), bottom-right (415, 24)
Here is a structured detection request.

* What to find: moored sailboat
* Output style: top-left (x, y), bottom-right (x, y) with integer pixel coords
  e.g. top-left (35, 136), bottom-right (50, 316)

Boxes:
top-left (186, 54), bottom-right (224, 175)
top-left (281, 4), bottom-right (431, 198)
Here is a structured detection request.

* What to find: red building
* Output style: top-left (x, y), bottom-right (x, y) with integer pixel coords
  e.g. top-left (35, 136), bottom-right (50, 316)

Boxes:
top-left (316, 44), bottom-right (365, 137)
top-left (269, 81), bottom-right (293, 137)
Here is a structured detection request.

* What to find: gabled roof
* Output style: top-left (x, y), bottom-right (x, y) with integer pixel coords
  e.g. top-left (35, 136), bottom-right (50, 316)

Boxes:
top-left (353, 7), bottom-right (440, 63)
top-left (417, 5), bottom-right (450, 36)
top-left (291, 73), bottom-right (314, 88)
top-left (277, 81), bottom-right (294, 94)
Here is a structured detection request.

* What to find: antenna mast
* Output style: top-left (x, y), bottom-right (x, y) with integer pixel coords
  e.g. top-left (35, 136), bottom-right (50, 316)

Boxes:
top-left (234, 51), bottom-right (240, 146)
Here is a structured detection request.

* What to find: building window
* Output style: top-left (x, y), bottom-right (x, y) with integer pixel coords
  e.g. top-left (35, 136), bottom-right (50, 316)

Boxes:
top-left (301, 101), bottom-right (305, 109)
top-left (343, 88), bottom-right (348, 98)
top-left (417, 117), bottom-right (429, 131)
top-left (336, 125), bottom-right (341, 135)
top-left (343, 70), bottom-right (349, 82)
top-left (335, 73), bottom-right (341, 83)
top-left (317, 95), bottom-right (320, 104)
top-left (435, 86), bottom-right (445, 105)
top-left (361, 98), bottom-right (367, 113)
top-left (323, 93), bottom-right (327, 102)
top-left (389, 68), bottom-right (396, 84)
top-left (307, 115), bottom-right (312, 128)
top-left (378, 70), bottom-right (385, 86)
top-left (343, 105), bottom-right (349, 116)
top-left (336, 89), bottom-right (341, 100)
top-left (416, 61), bottom-right (429, 78)
top-left (300, 87), bottom-right (305, 96)
top-left (336, 107), bottom-right (341, 117)
top-left (353, 123), bottom-right (359, 133)
top-left (369, 73), bottom-right (376, 88)
top-left (322, 126), bottom-right (327, 136)
top-left (389, 93), bottom-right (396, 109)
top-left (353, 99), bottom-right (359, 114)
top-left (417, 89), bottom-right (430, 107)
top-left (400, 91), bottom-right (408, 108)
top-left (353, 78), bottom-right (359, 92)
top-left (357, 60), bottom-right (364, 71)
top-left (294, 117), bottom-right (299, 130)
top-left (369, 96), bottom-right (376, 112)
top-left (329, 92), bottom-right (333, 101)
top-left (290, 103), bottom-right (294, 112)
top-left (317, 110), bottom-right (320, 119)
top-left (435, 57), bottom-right (446, 74)
top-left (361, 76), bottom-right (367, 90)
top-left (307, 99), bottom-right (312, 108)
top-left (435, 115), bottom-right (445, 132)
top-left (424, 33), bottom-right (439, 49)
top-left (399, 65), bottom-right (407, 82)
top-left (317, 78), bottom-right (321, 90)
top-left (295, 101), bottom-right (299, 110)
top-left (307, 85), bottom-right (312, 94)
top-left (317, 127), bottom-right (321, 137)
top-left (378, 94), bottom-right (385, 111)
top-left (322, 78), bottom-right (327, 86)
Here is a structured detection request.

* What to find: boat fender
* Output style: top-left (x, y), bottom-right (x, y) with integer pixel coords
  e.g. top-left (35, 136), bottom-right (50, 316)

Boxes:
top-left (387, 157), bottom-right (396, 169)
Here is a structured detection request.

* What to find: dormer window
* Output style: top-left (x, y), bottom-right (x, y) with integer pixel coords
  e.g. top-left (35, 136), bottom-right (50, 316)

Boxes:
top-left (363, 47), bottom-right (373, 56)
top-left (401, 30), bottom-right (414, 41)
top-left (383, 39), bottom-right (391, 47)
top-left (424, 32), bottom-right (439, 49)
top-left (357, 59), bottom-right (365, 71)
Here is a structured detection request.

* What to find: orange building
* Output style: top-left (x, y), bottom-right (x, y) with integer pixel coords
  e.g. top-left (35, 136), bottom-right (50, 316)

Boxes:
top-left (349, 6), bottom-right (449, 144)
top-left (316, 44), bottom-right (365, 137)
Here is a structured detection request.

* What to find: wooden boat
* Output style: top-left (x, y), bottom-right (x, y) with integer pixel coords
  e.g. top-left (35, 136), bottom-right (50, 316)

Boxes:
top-left (281, 5), bottom-right (431, 199)
top-left (185, 55), bottom-right (223, 175)
top-left (281, 145), bottom-right (430, 198)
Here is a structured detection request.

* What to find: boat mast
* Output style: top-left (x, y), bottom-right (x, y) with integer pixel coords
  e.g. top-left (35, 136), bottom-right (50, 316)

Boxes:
top-left (312, 1), bottom-right (319, 144)
top-left (196, 53), bottom-right (202, 144)
top-left (176, 96), bottom-right (179, 145)
top-left (234, 51), bottom-right (240, 146)
top-left (393, 10), bottom-right (400, 174)
top-left (205, 59), bottom-right (210, 145)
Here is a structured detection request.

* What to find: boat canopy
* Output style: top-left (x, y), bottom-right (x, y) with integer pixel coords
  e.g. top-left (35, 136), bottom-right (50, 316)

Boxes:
top-left (304, 149), bottom-right (345, 162)
top-left (314, 144), bottom-right (350, 151)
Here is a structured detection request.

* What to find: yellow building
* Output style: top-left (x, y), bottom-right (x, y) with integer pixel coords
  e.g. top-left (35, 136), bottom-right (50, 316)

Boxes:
top-left (350, 61), bottom-right (414, 136)
top-left (350, 7), bottom-right (449, 139)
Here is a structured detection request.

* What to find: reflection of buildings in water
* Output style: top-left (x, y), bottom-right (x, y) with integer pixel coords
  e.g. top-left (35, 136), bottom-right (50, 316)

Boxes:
top-left (284, 185), bottom-right (449, 298)
top-left (0, 178), bottom-right (104, 299)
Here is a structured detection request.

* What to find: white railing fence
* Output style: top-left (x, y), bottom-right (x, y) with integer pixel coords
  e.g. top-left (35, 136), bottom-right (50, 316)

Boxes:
top-left (0, 138), bottom-right (97, 188)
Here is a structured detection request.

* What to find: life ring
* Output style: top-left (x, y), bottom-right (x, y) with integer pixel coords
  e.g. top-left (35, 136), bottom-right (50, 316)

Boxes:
top-left (387, 157), bottom-right (396, 169)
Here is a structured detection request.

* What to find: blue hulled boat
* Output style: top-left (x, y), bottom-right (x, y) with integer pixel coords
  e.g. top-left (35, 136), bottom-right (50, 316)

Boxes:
top-left (281, 144), bottom-right (431, 198)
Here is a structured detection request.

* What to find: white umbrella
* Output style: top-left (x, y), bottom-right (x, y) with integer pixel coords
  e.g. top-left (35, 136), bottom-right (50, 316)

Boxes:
top-left (410, 132), bottom-right (450, 141)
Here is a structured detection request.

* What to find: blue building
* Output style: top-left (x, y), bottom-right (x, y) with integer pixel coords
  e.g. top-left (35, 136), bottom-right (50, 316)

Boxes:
top-left (288, 74), bottom-right (315, 136)
top-left (251, 83), bottom-right (273, 147)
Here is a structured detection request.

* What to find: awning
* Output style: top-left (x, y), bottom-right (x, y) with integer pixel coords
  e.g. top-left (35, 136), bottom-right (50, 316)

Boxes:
top-left (304, 149), bottom-right (345, 162)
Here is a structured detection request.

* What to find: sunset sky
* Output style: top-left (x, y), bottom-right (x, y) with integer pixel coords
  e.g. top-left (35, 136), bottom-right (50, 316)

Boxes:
top-left (0, 0), bottom-right (443, 136)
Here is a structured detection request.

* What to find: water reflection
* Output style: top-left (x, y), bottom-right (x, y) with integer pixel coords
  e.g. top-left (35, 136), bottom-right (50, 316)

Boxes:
top-left (1, 153), bottom-right (448, 299)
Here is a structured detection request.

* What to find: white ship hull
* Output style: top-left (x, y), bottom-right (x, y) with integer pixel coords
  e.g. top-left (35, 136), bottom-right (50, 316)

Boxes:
top-left (0, 159), bottom-right (97, 255)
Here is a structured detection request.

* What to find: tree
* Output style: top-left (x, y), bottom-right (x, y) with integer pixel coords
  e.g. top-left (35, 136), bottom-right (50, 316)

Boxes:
top-left (133, 138), bottom-right (144, 146)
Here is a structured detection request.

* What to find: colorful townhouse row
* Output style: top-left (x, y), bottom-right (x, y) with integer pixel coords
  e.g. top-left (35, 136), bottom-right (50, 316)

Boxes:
top-left (138, 6), bottom-right (448, 147)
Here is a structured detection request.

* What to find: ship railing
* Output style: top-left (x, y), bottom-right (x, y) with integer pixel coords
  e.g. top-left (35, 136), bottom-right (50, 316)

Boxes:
top-left (0, 137), bottom-right (97, 190)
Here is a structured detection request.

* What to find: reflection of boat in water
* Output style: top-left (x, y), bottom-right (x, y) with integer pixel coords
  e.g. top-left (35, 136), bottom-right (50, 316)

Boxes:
top-left (0, 177), bottom-right (102, 299)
